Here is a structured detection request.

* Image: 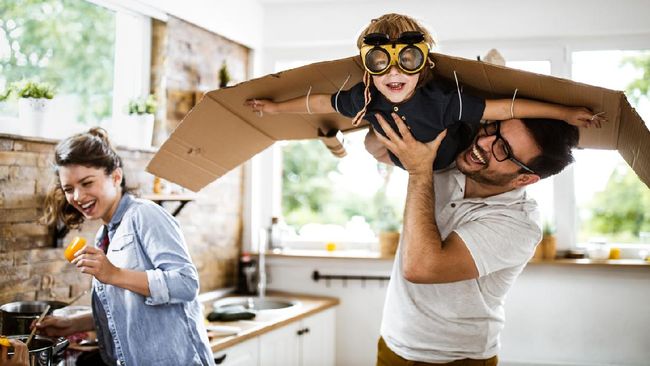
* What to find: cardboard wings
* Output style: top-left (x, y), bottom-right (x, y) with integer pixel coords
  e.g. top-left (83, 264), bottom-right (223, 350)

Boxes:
top-left (147, 53), bottom-right (650, 191)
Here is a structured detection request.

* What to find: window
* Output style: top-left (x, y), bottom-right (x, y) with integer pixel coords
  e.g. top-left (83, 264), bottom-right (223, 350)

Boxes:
top-left (0, 0), bottom-right (151, 140)
top-left (0, 0), bottom-right (115, 131)
top-left (279, 130), bottom-right (407, 250)
top-left (571, 50), bottom-right (650, 246)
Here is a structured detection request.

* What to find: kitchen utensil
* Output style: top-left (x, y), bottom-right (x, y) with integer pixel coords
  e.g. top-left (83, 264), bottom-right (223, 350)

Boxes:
top-left (205, 325), bottom-right (241, 336)
top-left (25, 305), bottom-right (49, 347)
top-left (0, 301), bottom-right (66, 335)
top-left (66, 290), bottom-right (88, 306)
top-left (7, 335), bottom-right (69, 366)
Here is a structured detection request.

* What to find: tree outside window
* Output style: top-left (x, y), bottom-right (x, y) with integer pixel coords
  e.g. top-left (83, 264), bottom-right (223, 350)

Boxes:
top-left (0, 0), bottom-right (115, 124)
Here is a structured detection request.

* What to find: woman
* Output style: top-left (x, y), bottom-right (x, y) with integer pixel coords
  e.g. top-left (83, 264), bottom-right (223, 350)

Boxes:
top-left (38, 128), bottom-right (214, 366)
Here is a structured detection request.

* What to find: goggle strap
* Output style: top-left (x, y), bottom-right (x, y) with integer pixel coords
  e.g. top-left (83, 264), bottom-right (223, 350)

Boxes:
top-left (352, 71), bottom-right (371, 126)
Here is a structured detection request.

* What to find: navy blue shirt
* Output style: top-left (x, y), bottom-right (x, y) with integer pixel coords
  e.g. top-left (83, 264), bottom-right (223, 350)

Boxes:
top-left (332, 79), bottom-right (486, 170)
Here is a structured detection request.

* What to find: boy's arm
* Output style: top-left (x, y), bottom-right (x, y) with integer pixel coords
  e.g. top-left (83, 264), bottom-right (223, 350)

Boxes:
top-left (483, 99), bottom-right (605, 128)
top-left (245, 94), bottom-right (336, 115)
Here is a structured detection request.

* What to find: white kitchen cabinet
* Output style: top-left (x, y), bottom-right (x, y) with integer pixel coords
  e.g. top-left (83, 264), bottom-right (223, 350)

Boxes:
top-left (259, 308), bottom-right (336, 366)
top-left (299, 308), bottom-right (335, 366)
top-left (213, 337), bottom-right (260, 366)
top-left (259, 321), bottom-right (301, 366)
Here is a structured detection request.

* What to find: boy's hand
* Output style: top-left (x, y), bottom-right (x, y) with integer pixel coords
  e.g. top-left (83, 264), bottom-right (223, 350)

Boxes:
top-left (244, 99), bottom-right (279, 116)
top-left (563, 107), bottom-right (606, 128)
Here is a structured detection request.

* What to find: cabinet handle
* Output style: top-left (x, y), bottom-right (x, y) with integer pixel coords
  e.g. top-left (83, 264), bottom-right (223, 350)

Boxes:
top-left (304, 327), bottom-right (310, 334)
top-left (297, 329), bottom-right (304, 336)
top-left (214, 354), bottom-right (227, 364)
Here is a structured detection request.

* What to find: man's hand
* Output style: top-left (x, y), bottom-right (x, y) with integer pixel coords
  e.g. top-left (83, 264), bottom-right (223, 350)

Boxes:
top-left (562, 106), bottom-right (606, 128)
top-left (372, 113), bottom-right (447, 176)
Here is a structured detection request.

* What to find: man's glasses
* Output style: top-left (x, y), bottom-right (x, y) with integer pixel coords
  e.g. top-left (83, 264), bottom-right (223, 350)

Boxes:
top-left (481, 121), bottom-right (535, 174)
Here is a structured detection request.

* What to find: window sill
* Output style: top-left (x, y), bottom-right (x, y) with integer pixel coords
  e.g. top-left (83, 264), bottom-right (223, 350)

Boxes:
top-left (528, 258), bottom-right (650, 267)
top-left (259, 249), bottom-right (394, 261)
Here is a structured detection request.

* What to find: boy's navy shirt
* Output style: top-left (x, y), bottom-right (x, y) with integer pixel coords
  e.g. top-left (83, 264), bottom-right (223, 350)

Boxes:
top-left (332, 78), bottom-right (486, 170)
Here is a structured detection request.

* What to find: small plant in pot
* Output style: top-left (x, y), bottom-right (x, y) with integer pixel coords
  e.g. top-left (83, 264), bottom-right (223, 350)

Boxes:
top-left (125, 94), bottom-right (157, 148)
top-left (539, 221), bottom-right (557, 260)
top-left (0, 79), bottom-right (55, 136)
top-left (376, 206), bottom-right (401, 257)
top-left (218, 61), bottom-right (231, 88)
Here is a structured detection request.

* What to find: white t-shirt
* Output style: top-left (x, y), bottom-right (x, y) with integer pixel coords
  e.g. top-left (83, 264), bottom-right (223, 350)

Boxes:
top-left (380, 167), bottom-right (542, 363)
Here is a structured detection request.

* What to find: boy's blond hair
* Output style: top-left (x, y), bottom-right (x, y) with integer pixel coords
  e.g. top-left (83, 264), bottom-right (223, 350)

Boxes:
top-left (350, 13), bottom-right (436, 126)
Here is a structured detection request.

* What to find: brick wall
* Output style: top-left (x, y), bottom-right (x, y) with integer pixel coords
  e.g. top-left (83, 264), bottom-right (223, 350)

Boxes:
top-left (0, 134), bottom-right (242, 304)
top-left (0, 15), bottom-right (249, 306)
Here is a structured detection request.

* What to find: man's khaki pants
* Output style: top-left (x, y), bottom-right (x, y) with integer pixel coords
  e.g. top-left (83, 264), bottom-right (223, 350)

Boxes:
top-left (377, 337), bottom-right (498, 366)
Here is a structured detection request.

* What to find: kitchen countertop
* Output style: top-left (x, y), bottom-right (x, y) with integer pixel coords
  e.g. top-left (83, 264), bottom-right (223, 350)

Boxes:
top-left (203, 291), bottom-right (339, 352)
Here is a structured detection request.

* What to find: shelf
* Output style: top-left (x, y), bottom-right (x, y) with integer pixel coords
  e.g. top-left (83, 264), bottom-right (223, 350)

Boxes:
top-left (528, 258), bottom-right (650, 267)
top-left (141, 193), bottom-right (197, 216)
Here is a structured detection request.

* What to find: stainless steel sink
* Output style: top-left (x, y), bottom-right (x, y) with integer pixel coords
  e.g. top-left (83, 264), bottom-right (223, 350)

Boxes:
top-left (213, 296), bottom-right (300, 312)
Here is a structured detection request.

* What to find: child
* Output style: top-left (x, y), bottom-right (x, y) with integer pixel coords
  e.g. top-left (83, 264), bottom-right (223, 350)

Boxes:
top-left (245, 13), bottom-right (603, 170)
top-left (38, 128), bottom-right (214, 366)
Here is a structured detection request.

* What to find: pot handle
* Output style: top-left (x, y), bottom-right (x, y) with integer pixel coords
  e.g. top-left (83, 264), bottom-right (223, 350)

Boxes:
top-left (53, 337), bottom-right (70, 354)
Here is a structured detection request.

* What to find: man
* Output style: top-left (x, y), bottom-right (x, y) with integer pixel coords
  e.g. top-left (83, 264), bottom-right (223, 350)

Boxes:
top-left (366, 112), bottom-right (585, 365)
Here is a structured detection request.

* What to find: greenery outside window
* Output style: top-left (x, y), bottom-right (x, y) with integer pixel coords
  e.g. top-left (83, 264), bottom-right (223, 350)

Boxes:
top-left (0, 0), bottom-right (116, 132)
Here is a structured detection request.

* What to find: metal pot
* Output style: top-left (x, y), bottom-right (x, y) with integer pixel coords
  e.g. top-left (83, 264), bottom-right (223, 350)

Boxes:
top-left (0, 301), bottom-right (68, 335)
top-left (7, 335), bottom-right (69, 366)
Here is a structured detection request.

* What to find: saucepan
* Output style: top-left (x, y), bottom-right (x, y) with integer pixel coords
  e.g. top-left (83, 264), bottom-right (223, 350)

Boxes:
top-left (6, 334), bottom-right (69, 366)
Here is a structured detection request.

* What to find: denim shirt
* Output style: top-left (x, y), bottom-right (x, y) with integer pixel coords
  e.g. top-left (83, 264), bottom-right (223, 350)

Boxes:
top-left (91, 194), bottom-right (214, 366)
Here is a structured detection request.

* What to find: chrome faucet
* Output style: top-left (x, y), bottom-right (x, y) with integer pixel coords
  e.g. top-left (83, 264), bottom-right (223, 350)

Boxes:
top-left (257, 230), bottom-right (267, 299)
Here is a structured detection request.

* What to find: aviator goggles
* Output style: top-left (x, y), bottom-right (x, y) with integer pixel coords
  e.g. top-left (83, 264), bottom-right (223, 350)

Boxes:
top-left (360, 31), bottom-right (430, 75)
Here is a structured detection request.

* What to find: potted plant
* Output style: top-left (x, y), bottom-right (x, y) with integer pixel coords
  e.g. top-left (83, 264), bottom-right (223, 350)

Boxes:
top-left (541, 221), bottom-right (557, 260)
top-left (377, 206), bottom-right (401, 257)
top-left (125, 94), bottom-right (156, 148)
top-left (218, 62), bottom-right (231, 88)
top-left (0, 79), bottom-right (55, 137)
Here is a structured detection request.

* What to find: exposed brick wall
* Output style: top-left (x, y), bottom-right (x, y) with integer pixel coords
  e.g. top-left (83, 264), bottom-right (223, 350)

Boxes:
top-left (0, 134), bottom-right (242, 304)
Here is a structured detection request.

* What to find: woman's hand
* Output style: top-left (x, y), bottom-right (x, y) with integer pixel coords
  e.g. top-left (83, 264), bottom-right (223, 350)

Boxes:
top-left (33, 315), bottom-right (78, 337)
top-left (244, 99), bottom-right (279, 115)
top-left (563, 106), bottom-right (605, 128)
top-left (0, 339), bottom-right (29, 366)
top-left (72, 245), bottom-right (119, 284)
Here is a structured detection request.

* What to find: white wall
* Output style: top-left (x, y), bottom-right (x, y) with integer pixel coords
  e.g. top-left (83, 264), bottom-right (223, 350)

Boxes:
top-left (260, 0), bottom-right (650, 72)
top-left (266, 257), bottom-right (650, 366)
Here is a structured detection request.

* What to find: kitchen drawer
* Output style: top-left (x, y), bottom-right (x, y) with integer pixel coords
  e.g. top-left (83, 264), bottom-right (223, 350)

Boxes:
top-left (213, 337), bottom-right (260, 366)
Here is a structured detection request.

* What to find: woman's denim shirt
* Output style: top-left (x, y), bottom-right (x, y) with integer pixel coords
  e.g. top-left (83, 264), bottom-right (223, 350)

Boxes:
top-left (91, 194), bottom-right (214, 366)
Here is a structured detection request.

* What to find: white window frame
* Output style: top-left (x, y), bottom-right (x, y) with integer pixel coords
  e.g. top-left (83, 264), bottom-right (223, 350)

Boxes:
top-left (244, 33), bottom-right (650, 253)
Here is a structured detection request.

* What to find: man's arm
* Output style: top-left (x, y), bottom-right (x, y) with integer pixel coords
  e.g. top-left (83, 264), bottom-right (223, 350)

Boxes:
top-left (245, 95), bottom-right (335, 115)
top-left (483, 99), bottom-right (605, 128)
top-left (372, 112), bottom-right (479, 283)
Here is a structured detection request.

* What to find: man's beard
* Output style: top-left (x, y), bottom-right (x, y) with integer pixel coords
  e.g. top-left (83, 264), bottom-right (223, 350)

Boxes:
top-left (456, 148), bottom-right (520, 187)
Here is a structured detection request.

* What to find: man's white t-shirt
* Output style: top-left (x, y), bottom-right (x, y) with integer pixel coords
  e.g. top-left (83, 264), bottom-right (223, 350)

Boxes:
top-left (380, 167), bottom-right (542, 363)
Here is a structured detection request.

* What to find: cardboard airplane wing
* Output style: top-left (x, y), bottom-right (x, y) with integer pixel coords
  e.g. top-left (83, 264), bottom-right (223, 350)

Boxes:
top-left (147, 53), bottom-right (649, 192)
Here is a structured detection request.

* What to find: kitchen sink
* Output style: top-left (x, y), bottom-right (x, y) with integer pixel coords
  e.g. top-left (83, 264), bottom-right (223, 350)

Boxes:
top-left (212, 296), bottom-right (300, 312)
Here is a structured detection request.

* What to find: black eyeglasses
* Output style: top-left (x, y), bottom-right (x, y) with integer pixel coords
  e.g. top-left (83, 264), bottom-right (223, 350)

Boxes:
top-left (481, 121), bottom-right (535, 174)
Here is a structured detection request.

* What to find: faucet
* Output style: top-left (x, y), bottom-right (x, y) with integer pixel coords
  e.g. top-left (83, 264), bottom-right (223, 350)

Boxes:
top-left (257, 230), bottom-right (267, 299)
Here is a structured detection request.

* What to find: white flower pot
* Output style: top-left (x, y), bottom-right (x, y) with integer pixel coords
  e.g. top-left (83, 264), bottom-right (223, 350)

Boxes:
top-left (18, 97), bottom-right (52, 137)
top-left (125, 113), bottom-right (154, 148)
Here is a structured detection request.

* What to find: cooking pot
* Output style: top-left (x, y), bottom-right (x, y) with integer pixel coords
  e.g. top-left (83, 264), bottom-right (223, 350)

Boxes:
top-left (7, 335), bottom-right (69, 366)
top-left (0, 301), bottom-right (68, 335)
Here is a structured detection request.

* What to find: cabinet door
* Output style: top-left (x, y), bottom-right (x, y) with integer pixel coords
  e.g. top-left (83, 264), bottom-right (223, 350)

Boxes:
top-left (259, 321), bottom-right (301, 366)
top-left (300, 308), bottom-right (336, 366)
top-left (213, 337), bottom-right (260, 366)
